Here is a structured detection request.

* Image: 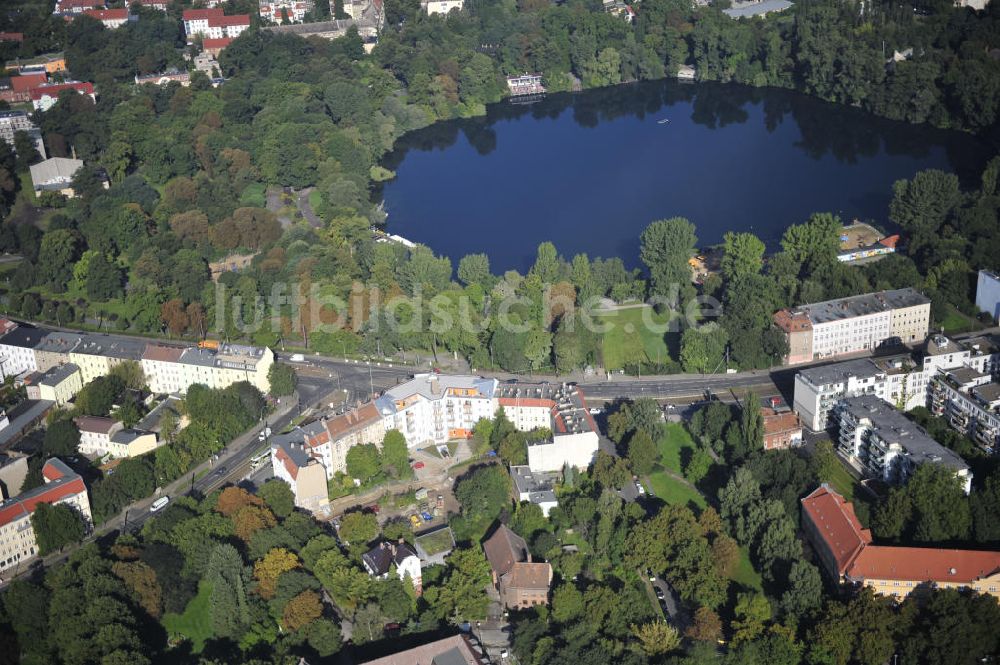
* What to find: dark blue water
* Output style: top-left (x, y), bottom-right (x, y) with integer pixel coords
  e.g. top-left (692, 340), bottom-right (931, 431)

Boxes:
top-left (379, 81), bottom-right (991, 273)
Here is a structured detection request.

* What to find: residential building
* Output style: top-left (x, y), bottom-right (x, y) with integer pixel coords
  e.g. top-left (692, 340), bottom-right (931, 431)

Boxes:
top-left (723, 0), bottom-right (793, 18)
top-left (360, 634), bottom-right (489, 665)
top-left (70, 335), bottom-right (147, 384)
top-left (343, 0), bottom-right (384, 27)
top-left (0, 33), bottom-right (23, 43)
top-left (413, 526), bottom-right (455, 566)
top-left (270, 439), bottom-right (330, 513)
top-left (382, 373), bottom-right (497, 444)
top-left (362, 539), bottom-right (422, 593)
top-left (930, 368), bottom-right (1000, 453)
top-left (774, 288), bottom-right (931, 365)
top-left (976, 270), bottom-right (1000, 323)
top-left (29, 157), bottom-right (84, 197)
top-left (802, 484), bottom-right (1000, 601)
top-left (54, 0), bottom-right (105, 14)
top-left (82, 8), bottom-right (130, 28)
top-left (135, 70), bottom-right (190, 86)
top-left (141, 342), bottom-right (273, 394)
top-left (201, 37), bottom-right (233, 57)
top-left (421, 0), bottom-right (463, 13)
top-left (4, 52), bottom-right (67, 75)
top-left (835, 394), bottom-right (972, 493)
top-left (182, 8), bottom-right (250, 40)
top-left (761, 407), bottom-right (803, 450)
top-left (31, 363), bottom-right (83, 407)
top-left (33, 332), bottom-right (83, 373)
top-left (0, 459), bottom-right (92, 573)
top-left (0, 73), bottom-right (48, 104)
top-left (507, 73), bottom-right (545, 96)
top-left (511, 465), bottom-right (558, 516)
top-left (0, 401), bottom-right (55, 449)
top-left (129, 0), bottom-right (169, 10)
top-left (483, 524), bottom-right (552, 609)
top-left (30, 81), bottom-right (96, 111)
top-left (259, 0), bottom-right (314, 23)
top-left (0, 111), bottom-right (45, 159)
top-left (140, 345), bottom-right (186, 394)
top-left (74, 416), bottom-right (158, 459)
top-left (0, 323), bottom-right (42, 379)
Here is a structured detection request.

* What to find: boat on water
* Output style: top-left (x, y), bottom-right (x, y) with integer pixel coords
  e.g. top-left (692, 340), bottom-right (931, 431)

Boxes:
top-left (657, 118), bottom-right (670, 124)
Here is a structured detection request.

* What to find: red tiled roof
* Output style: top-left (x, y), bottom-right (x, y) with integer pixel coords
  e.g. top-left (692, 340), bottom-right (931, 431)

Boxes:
top-left (209, 14), bottom-right (250, 27)
top-left (182, 8), bottom-right (224, 20)
top-left (274, 445), bottom-right (299, 480)
top-left (57, 0), bottom-right (105, 8)
top-left (483, 524), bottom-right (529, 577)
top-left (10, 73), bottom-right (47, 93)
top-left (773, 309), bottom-right (813, 333)
top-left (0, 477), bottom-right (86, 527)
top-left (802, 485), bottom-right (871, 576)
top-left (879, 234), bottom-right (900, 249)
top-left (849, 545), bottom-right (1000, 585)
top-left (762, 409), bottom-right (801, 436)
top-left (83, 7), bottom-right (128, 19)
top-left (508, 562), bottom-right (551, 590)
top-left (496, 397), bottom-right (554, 409)
top-left (0, 32), bottom-right (24, 42)
top-left (202, 37), bottom-right (233, 50)
top-left (142, 344), bottom-right (184, 363)
top-left (30, 82), bottom-right (94, 100)
top-left (325, 403), bottom-right (381, 439)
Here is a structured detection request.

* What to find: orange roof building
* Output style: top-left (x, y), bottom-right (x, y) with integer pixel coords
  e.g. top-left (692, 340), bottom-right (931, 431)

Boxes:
top-left (802, 484), bottom-right (1000, 601)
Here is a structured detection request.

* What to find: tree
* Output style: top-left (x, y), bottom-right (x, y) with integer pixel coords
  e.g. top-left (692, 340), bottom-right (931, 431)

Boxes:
top-left (43, 418), bottom-right (80, 456)
top-left (626, 429), bottom-right (657, 476)
top-left (630, 621), bottom-right (681, 656)
top-left (254, 548), bottom-right (300, 599)
top-left (680, 323), bottom-right (729, 374)
top-left (282, 590), bottom-right (323, 631)
top-left (37, 229), bottom-right (78, 291)
top-left (458, 253), bottom-right (492, 287)
top-left (380, 429), bottom-right (409, 479)
top-left (259, 479), bottom-right (295, 518)
top-left (31, 502), bottom-right (86, 554)
top-left (338, 511), bottom-right (379, 547)
top-left (738, 392), bottom-right (764, 460)
top-left (207, 543), bottom-right (251, 638)
top-left (686, 606), bottom-right (722, 643)
top-left (780, 213), bottom-right (841, 270)
top-left (85, 253), bottom-right (124, 300)
top-left (552, 583), bottom-right (584, 622)
top-left (346, 444), bottom-right (381, 483)
top-left (721, 231), bottom-right (765, 281)
top-left (640, 218), bottom-right (697, 306)
top-left (112, 560), bottom-right (162, 618)
top-left (455, 464), bottom-right (510, 523)
top-left (267, 363), bottom-right (297, 396)
top-left (731, 592), bottom-right (772, 644)
top-left (780, 560), bottom-right (822, 618)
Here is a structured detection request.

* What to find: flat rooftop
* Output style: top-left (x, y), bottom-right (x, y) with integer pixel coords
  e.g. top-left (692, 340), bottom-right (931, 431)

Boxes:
top-left (792, 288), bottom-right (930, 326)
top-left (839, 395), bottom-right (969, 473)
top-left (510, 464), bottom-right (558, 495)
top-left (798, 358), bottom-right (883, 387)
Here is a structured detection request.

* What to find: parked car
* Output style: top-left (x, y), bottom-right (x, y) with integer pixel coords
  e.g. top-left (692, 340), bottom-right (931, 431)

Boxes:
top-left (412, 461), bottom-right (425, 470)
top-left (150, 496), bottom-right (169, 512)
top-left (421, 511), bottom-right (433, 521)
top-left (655, 588), bottom-right (665, 600)
top-left (409, 515), bottom-right (422, 528)
top-left (635, 481), bottom-right (645, 495)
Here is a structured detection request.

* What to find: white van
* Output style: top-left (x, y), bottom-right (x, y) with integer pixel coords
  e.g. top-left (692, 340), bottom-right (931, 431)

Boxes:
top-left (150, 496), bottom-right (169, 513)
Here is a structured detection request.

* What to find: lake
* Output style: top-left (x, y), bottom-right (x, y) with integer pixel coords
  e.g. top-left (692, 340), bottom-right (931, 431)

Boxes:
top-left (378, 80), bottom-right (992, 273)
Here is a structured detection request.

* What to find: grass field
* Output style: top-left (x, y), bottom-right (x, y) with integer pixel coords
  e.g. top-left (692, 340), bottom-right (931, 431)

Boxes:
top-left (646, 468), bottom-right (707, 510)
top-left (732, 548), bottom-right (763, 591)
top-left (824, 456), bottom-right (859, 501)
top-left (657, 423), bottom-right (696, 475)
top-left (240, 182), bottom-right (266, 207)
top-left (162, 580), bottom-right (213, 652)
top-left (595, 306), bottom-right (678, 370)
top-left (938, 305), bottom-right (987, 335)
top-left (308, 189), bottom-right (322, 211)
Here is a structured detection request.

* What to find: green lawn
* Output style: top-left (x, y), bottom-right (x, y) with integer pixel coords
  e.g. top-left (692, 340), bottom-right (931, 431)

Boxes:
top-left (308, 188), bottom-right (322, 211)
top-left (646, 468), bottom-right (706, 510)
top-left (595, 306), bottom-right (678, 370)
top-left (240, 182), bottom-right (266, 207)
top-left (937, 305), bottom-right (987, 335)
top-left (823, 456), bottom-right (859, 502)
top-left (162, 580), bottom-right (213, 652)
top-left (415, 527), bottom-right (455, 556)
top-left (657, 422), bottom-right (696, 476)
top-left (731, 548), bottom-right (763, 592)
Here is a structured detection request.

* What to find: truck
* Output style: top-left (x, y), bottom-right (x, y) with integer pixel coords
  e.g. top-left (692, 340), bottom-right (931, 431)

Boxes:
top-left (257, 427), bottom-right (272, 441)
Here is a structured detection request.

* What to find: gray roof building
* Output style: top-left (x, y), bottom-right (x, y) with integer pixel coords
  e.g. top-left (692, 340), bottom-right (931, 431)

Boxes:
top-left (793, 288), bottom-right (930, 326)
top-left (798, 358), bottom-right (884, 387)
top-left (29, 157), bottom-right (82, 191)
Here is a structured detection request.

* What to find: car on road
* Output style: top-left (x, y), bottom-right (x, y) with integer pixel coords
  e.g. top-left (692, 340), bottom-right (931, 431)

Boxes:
top-left (655, 588), bottom-right (665, 600)
top-left (412, 461), bottom-right (425, 470)
top-left (635, 481), bottom-right (645, 495)
top-left (150, 496), bottom-right (169, 512)
top-left (211, 466), bottom-right (228, 478)
top-left (289, 353), bottom-right (305, 362)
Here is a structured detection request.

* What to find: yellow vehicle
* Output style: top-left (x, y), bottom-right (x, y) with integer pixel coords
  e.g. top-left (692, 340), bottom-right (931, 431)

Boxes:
top-left (409, 514), bottom-right (422, 528)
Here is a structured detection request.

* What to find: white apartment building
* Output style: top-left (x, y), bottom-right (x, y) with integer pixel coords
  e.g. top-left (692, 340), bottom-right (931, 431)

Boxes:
top-left (271, 439), bottom-right (330, 513)
top-left (33, 332), bottom-right (82, 373)
top-left (82, 8), bottom-right (129, 28)
top-left (835, 394), bottom-right (972, 494)
top-left (930, 367), bottom-right (1000, 453)
top-left (421, 0), bottom-right (463, 14)
top-left (273, 374), bottom-right (601, 485)
top-left (75, 416), bottom-right (122, 457)
top-left (793, 334), bottom-right (996, 431)
top-left (0, 324), bottom-right (41, 380)
top-left (182, 8), bottom-right (250, 39)
top-left (30, 363), bottom-right (83, 406)
top-left (0, 459), bottom-right (92, 572)
top-left (774, 288), bottom-right (931, 366)
top-left (0, 111), bottom-right (45, 159)
top-left (260, 0), bottom-right (313, 23)
top-left (141, 343), bottom-right (273, 395)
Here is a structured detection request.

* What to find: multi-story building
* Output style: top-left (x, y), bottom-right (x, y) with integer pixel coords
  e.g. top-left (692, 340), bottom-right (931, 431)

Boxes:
top-left (4, 52), bottom-right (67, 75)
top-left (30, 82), bottom-right (96, 112)
top-left (272, 374), bottom-right (600, 489)
top-left (271, 439), bottom-right (330, 513)
top-left (511, 465), bottom-right (558, 516)
top-left (774, 288), bottom-right (931, 366)
top-left (0, 459), bottom-right (92, 573)
top-left (802, 484), bottom-right (1000, 601)
top-left (0, 111), bottom-right (45, 159)
top-left (793, 334), bottom-right (997, 431)
top-left (362, 539), bottom-right (422, 593)
top-left (74, 416), bottom-right (159, 459)
top-left (420, 0), bottom-right (463, 14)
top-left (29, 363), bottom-right (83, 406)
top-left (201, 37), bottom-right (232, 58)
top-left (129, 0), bottom-right (169, 10)
top-left (140, 345), bottom-right (186, 394)
top-left (182, 8), bottom-right (250, 40)
top-left (0, 322), bottom-right (41, 380)
top-left (483, 524), bottom-right (551, 609)
top-left (32, 332), bottom-right (82, 373)
top-left (53, 0), bottom-right (105, 14)
top-left (70, 335), bottom-right (147, 384)
top-left (142, 342), bottom-right (273, 395)
top-left (762, 407), bottom-right (803, 450)
top-left (976, 269), bottom-right (1000, 323)
top-left (259, 0), bottom-right (314, 23)
top-left (835, 394), bottom-right (972, 493)
top-left (82, 7), bottom-right (130, 28)
top-left (930, 368), bottom-right (1000, 453)
top-left (360, 634), bottom-right (489, 665)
